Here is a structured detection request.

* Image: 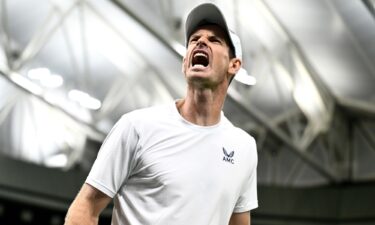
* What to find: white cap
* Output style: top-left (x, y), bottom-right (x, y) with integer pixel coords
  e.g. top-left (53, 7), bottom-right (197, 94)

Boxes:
top-left (229, 31), bottom-right (256, 85)
top-left (185, 3), bottom-right (256, 85)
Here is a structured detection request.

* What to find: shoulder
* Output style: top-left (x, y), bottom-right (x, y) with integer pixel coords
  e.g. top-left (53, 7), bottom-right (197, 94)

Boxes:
top-left (117, 103), bottom-right (175, 131)
top-left (221, 116), bottom-right (257, 156)
top-left (231, 127), bottom-right (258, 169)
top-left (233, 127), bottom-right (257, 152)
top-left (122, 103), bottom-right (170, 120)
top-left (222, 115), bottom-right (256, 145)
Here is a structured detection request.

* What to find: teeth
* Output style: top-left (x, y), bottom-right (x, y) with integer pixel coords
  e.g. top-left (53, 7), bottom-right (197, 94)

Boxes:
top-left (194, 52), bottom-right (207, 58)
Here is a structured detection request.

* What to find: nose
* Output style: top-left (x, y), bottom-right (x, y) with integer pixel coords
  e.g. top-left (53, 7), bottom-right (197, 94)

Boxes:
top-left (196, 37), bottom-right (208, 47)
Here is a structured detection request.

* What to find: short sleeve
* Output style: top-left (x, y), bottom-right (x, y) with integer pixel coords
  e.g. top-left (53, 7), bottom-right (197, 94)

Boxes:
top-left (233, 138), bottom-right (258, 213)
top-left (86, 115), bottom-right (139, 198)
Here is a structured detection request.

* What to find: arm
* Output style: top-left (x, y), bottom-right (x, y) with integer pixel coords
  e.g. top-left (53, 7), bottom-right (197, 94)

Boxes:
top-left (229, 212), bottom-right (251, 225)
top-left (64, 183), bottom-right (112, 225)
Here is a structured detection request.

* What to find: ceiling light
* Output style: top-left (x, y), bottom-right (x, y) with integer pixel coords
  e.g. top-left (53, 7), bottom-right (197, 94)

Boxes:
top-left (68, 89), bottom-right (102, 110)
top-left (40, 74), bottom-right (64, 88)
top-left (27, 67), bottom-right (50, 80)
top-left (27, 68), bottom-right (64, 88)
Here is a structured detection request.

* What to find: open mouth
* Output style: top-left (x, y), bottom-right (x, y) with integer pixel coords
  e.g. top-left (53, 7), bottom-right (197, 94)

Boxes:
top-left (192, 51), bottom-right (209, 68)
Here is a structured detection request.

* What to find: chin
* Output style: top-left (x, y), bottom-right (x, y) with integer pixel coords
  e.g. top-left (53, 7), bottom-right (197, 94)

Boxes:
top-left (187, 73), bottom-right (211, 82)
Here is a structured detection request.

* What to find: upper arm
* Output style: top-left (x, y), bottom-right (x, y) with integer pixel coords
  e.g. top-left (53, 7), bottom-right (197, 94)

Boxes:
top-left (64, 183), bottom-right (112, 225)
top-left (229, 212), bottom-right (251, 225)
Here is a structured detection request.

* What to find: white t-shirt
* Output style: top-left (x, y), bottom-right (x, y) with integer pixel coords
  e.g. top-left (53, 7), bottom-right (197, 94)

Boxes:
top-left (86, 102), bottom-right (258, 225)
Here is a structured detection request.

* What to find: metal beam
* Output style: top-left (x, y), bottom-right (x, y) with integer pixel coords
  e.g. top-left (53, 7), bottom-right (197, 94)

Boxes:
top-left (84, 1), bottom-right (180, 99)
top-left (0, 0), bottom-right (10, 68)
top-left (13, 1), bottom-right (78, 70)
top-left (228, 87), bottom-right (338, 182)
top-left (0, 0), bottom-right (180, 135)
top-left (338, 97), bottom-right (375, 119)
top-left (110, 0), bottom-right (183, 59)
top-left (362, 0), bottom-right (375, 20)
top-left (0, 89), bottom-right (19, 126)
top-left (327, 0), bottom-right (375, 80)
top-left (78, 1), bottom-right (90, 91)
top-left (0, 70), bottom-right (105, 141)
top-left (358, 121), bottom-right (375, 154)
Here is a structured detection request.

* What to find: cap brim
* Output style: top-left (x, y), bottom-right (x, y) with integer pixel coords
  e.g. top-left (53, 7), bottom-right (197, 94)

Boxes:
top-left (234, 68), bottom-right (257, 85)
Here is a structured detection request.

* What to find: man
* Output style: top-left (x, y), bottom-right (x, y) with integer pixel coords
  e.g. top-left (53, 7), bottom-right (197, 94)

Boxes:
top-left (64, 3), bottom-right (258, 225)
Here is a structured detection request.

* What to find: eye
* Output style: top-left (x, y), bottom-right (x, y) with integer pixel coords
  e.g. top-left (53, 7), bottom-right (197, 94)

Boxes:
top-left (209, 37), bottom-right (222, 43)
top-left (189, 36), bottom-right (199, 44)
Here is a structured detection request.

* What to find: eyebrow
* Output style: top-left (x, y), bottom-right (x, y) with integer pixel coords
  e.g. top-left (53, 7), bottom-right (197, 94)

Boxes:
top-left (189, 33), bottom-right (224, 41)
top-left (189, 34), bottom-right (200, 41)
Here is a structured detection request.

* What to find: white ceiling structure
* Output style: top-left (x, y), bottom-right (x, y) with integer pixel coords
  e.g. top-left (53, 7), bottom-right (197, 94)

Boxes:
top-left (0, 0), bottom-right (374, 187)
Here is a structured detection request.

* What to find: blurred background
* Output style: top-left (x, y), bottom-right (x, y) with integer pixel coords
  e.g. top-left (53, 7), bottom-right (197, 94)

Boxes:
top-left (0, 0), bottom-right (374, 224)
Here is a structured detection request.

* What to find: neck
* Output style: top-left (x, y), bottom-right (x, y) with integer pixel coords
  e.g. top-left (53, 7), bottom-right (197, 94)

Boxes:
top-left (177, 84), bottom-right (228, 126)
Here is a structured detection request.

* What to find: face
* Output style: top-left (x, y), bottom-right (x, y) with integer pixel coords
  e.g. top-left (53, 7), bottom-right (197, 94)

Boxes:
top-left (182, 25), bottom-right (240, 88)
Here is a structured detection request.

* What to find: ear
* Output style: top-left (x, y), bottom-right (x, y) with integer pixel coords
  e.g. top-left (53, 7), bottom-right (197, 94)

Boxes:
top-left (228, 58), bottom-right (242, 78)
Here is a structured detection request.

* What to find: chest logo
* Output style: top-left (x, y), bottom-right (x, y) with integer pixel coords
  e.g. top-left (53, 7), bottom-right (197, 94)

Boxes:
top-left (223, 148), bottom-right (235, 164)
